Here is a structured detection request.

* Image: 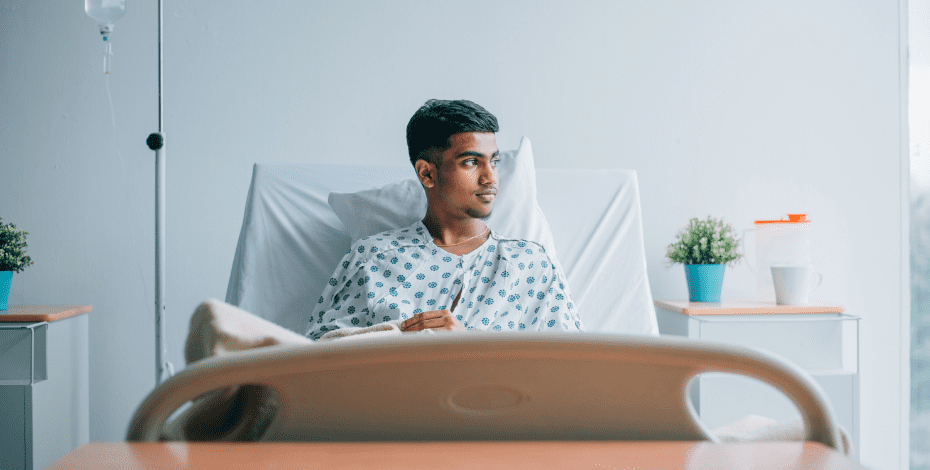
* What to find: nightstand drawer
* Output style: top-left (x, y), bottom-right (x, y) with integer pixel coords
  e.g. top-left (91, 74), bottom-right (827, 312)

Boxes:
top-left (0, 323), bottom-right (48, 385)
top-left (656, 310), bottom-right (858, 373)
top-left (697, 315), bottom-right (858, 373)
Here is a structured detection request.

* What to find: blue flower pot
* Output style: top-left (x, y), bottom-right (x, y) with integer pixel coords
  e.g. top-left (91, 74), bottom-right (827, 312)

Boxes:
top-left (684, 264), bottom-right (725, 302)
top-left (0, 271), bottom-right (12, 311)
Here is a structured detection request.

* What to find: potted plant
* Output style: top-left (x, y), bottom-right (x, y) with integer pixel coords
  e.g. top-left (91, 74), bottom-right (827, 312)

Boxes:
top-left (0, 217), bottom-right (34, 311)
top-left (666, 216), bottom-right (742, 302)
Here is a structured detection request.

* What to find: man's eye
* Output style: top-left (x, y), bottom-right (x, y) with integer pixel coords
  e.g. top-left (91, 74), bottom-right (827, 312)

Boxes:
top-left (464, 159), bottom-right (477, 166)
top-left (491, 159), bottom-right (500, 166)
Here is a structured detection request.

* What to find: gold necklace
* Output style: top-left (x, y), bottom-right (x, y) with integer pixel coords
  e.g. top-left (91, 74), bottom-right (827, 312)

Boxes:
top-left (434, 227), bottom-right (490, 247)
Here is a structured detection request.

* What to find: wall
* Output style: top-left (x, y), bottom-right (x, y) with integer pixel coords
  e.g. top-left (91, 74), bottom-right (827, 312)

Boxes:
top-left (0, 1), bottom-right (908, 467)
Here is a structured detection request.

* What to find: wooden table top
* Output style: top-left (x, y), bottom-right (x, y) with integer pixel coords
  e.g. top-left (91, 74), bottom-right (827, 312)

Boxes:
top-left (654, 299), bottom-right (845, 315)
top-left (0, 305), bottom-right (91, 322)
top-left (50, 441), bottom-right (866, 470)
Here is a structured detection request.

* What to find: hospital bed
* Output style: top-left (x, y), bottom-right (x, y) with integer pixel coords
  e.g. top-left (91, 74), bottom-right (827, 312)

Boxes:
top-left (126, 137), bottom-right (843, 451)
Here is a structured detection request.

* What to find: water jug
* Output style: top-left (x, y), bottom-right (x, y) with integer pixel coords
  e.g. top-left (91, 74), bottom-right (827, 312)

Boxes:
top-left (743, 214), bottom-right (813, 302)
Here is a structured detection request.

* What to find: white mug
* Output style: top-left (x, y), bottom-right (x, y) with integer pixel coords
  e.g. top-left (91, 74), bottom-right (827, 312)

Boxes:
top-left (771, 265), bottom-right (823, 305)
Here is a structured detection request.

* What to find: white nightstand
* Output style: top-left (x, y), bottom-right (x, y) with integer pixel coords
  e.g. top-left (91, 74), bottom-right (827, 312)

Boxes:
top-left (0, 305), bottom-right (91, 470)
top-left (654, 300), bottom-right (859, 457)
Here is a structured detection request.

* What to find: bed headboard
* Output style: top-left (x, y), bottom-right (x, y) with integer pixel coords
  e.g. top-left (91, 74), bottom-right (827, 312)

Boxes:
top-left (226, 163), bottom-right (657, 336)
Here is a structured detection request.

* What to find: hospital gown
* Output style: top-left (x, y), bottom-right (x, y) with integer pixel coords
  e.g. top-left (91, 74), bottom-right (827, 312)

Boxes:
top-left (306, 221), bottom-right (583, 339)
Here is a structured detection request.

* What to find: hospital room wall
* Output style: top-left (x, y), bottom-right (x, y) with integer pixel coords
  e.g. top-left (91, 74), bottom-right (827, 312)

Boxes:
top-left (0, 1), bottom-right (907, 468)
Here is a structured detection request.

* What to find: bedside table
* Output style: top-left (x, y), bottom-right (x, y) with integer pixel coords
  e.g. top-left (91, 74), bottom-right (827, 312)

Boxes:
top-left (654, 300), bottom-right (859, 458)
top-left (0, 305), bottom-right (91, 470)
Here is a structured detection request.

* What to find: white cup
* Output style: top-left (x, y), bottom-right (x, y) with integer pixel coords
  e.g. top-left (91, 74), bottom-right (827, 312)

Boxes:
top-left (771, 265), bottom-right (823, 305)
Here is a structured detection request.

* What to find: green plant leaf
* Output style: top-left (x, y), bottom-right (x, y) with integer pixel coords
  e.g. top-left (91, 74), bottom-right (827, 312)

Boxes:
top-left (665, 215), bottom-right (743, 267)
top-left (0, 217), bottom-right (35, 273)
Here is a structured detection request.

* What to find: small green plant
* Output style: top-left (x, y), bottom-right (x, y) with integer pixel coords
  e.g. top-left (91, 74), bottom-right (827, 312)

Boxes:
top-left (666, 216), bottom-right (742, 266)
top-left (0, 218), bottom-right (34, 273)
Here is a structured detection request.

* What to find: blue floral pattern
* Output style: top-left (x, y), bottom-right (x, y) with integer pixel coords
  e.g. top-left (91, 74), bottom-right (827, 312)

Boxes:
top-left (305, 221), bottom-right (583, 339)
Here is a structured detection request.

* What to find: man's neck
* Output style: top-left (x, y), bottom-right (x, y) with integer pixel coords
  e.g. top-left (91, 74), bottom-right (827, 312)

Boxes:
top-left (421, 212), bottom-right (489, 253)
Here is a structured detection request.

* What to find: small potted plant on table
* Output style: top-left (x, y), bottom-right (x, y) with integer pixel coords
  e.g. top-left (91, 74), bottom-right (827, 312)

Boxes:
top-left (0, 217), bottom-right (34, 311)
top-left (666, 216), bottom-right (742, 302)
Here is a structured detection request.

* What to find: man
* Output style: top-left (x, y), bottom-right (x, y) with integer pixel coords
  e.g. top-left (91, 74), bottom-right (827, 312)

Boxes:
top-left (306, 99), bottom-right (583, 339)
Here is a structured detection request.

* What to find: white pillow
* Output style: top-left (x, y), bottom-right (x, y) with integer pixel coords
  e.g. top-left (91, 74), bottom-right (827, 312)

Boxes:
top-left (327, 177), bottom-right (428, 242)
top-left (327, 136), bottom-right (559, 260)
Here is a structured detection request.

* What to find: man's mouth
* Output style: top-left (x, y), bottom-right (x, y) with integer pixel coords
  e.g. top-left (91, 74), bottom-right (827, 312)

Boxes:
top-left (476, 190), bottom-right (497, 201)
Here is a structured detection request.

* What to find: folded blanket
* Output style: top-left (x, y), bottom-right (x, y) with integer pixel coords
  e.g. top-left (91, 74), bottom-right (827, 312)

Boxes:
top-left (174, 299), bottom-right (851, 454)
top-left (184, 299), bottom-right (312, 364)
top-left (184, 298), bottom-right (432, 364)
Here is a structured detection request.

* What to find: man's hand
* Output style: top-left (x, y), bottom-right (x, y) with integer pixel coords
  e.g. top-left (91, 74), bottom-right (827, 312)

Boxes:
top-left (400, 310), bottom-right (467, 332)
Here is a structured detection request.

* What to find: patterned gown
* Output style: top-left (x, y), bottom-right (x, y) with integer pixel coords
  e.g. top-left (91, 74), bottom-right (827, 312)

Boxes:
top-left (306, 221), bottom-right (584, 339)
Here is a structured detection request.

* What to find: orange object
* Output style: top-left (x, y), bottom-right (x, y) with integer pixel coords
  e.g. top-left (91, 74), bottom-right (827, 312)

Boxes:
top-left (0, 305), bottom-right (91, 322)
top-left (654, 299), bottom-right (844, 315)
top-left (755, 214), bottom-right (809, 224)
top-left (49, 442), bottom-right (866, 470)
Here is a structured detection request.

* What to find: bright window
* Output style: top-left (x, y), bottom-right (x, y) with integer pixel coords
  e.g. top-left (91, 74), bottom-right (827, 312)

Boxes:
top-left (910, 1), bottom-right (930, 468)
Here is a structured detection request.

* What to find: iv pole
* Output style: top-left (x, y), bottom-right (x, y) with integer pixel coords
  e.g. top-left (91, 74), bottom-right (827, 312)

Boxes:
top-left (145, 0), bottom-right (172, 385)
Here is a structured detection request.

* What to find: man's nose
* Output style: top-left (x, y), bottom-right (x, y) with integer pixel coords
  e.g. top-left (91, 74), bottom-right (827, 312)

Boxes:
top-left (478, 160), bottom-right (498, 186)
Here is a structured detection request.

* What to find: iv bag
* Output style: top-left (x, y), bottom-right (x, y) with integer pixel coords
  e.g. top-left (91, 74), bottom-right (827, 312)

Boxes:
top-left (85, 0), bottom-right (126, 74)
top-left (85, 0), bottom-right (126, 25)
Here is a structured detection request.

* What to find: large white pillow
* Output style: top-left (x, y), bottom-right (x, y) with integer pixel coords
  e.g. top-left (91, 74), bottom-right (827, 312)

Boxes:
top-left (327, 136), bottom-right (559, 260)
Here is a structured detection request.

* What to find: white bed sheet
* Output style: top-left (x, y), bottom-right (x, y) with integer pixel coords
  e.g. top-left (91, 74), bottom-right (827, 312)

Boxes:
top-left (225, 163), bottom-right (657, 336)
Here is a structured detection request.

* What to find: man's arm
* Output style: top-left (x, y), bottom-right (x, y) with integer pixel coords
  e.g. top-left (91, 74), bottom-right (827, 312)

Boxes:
top-left (306, 251), bottom-right (376, 340)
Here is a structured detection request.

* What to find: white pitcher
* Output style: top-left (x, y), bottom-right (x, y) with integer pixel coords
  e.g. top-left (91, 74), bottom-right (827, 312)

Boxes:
top-left (743, 214), bottom-right (813, 302)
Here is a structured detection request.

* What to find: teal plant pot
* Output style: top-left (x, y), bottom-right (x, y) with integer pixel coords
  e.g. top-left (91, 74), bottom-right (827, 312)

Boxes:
top-left (0, 271), bottom-right (11, 311)
top-left (684, 264), bottom-right (725, 302)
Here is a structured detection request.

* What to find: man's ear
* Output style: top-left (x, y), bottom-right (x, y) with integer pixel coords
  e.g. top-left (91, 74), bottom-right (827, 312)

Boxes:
top-left (415, 159), bottom-right (438, 189)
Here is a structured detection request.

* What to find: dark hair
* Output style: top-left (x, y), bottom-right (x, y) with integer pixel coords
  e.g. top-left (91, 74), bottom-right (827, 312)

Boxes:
top-left (406, 99), bottom-right (499, 166)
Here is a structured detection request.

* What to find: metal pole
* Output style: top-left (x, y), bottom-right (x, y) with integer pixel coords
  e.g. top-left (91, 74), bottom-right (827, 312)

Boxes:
top-left (147, 0), bottom-right (171, 385)
top-left (158, 0), bottom-right (163, 134)
top-left (155, 144), bottom-right (167, 384)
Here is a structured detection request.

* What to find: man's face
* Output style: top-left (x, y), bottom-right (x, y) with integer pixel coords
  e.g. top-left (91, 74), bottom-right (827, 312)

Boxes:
top-left (430, 132), bottom-right (500, 220)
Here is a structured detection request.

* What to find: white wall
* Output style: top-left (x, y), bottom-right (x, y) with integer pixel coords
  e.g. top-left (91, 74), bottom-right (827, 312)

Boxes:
top-left (0, 1), bottom-right (908, 467)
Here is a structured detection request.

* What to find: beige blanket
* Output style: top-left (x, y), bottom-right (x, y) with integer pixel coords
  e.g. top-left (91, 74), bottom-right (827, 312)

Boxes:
top-left (176, 299), bottom-right (850, 454)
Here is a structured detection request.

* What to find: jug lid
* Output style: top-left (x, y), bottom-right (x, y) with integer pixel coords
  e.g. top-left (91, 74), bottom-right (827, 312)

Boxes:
top-left (754, 214), bottom-right (810, 224)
